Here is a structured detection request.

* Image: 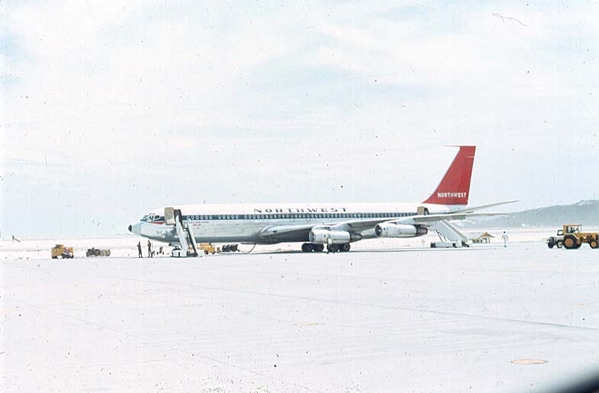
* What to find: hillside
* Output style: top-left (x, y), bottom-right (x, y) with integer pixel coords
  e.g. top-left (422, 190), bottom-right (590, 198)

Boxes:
top-left (466, 200), bottom-right (599, 229)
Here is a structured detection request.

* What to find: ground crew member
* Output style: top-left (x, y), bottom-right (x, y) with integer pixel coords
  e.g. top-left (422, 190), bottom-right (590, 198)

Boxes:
top-left (147, 240), bottom-right (153, 257)
top-left (501, 231), bottom-right (509, 248)
top-left (137, 241), bottom-right (142, 258)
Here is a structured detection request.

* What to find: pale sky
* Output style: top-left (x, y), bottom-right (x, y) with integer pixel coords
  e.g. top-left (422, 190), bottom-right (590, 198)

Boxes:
top-left (2, 1), bottom-right (599, 239)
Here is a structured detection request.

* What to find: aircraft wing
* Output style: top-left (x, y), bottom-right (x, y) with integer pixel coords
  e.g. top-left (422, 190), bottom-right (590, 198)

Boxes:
top-left (259, 200), bottom-right (516, 241)
top-left (259, 218), bottom-right (419, 242)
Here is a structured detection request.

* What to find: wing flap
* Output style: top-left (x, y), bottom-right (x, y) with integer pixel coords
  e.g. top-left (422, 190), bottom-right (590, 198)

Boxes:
top-left (260, 224), bottom-right (316, 238)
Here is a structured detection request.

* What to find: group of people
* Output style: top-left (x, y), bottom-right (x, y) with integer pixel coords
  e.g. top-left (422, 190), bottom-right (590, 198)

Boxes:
top-left (137, 241), bottom-right (163, 258)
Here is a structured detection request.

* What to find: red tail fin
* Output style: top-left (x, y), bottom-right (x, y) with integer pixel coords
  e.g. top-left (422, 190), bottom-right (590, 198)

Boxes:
top-left (422, 146), bottom-right (476, 205)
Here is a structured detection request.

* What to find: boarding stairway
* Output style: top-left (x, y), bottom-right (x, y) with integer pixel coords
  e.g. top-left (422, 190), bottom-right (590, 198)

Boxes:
top-left (431, 220), bottom-right (470, 248)
top-left (166, 207), bottom-right (199, 257)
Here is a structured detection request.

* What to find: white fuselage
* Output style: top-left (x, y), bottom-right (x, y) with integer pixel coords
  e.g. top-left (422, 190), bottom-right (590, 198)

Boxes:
top-left (129, 202), bottom-right (455, 244)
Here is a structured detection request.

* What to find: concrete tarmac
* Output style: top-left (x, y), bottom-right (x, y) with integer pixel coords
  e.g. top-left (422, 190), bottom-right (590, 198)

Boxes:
top-left (2, 242), bottom-right (599, 392)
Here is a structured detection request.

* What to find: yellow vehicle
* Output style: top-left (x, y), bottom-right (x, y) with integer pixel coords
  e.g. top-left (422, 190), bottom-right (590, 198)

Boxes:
top-left (561, 224), bottom-right (599, 249)
top-left (199, 243), bottom-right (216, 255)
top-left (51, 244), bottom-right (74, 259)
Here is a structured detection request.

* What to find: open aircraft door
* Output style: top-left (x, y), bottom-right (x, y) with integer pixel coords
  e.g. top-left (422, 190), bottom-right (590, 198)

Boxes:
top-left (165, 207), bottom-right (184, 224)
top-left (165, 207), bottom-right (176, 225)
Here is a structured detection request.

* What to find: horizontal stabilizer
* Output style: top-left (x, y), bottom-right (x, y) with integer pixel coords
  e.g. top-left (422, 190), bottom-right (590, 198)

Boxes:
top-left (448, 200), bottom-right (519, 214)
top-left (391, 201), bottom-right (518, 225)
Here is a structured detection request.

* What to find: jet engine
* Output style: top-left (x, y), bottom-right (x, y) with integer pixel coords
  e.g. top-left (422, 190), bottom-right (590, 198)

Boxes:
top-left (374, 223), bottom-right (428, 238)
top-left (309, 229), bottom-right (362, 244)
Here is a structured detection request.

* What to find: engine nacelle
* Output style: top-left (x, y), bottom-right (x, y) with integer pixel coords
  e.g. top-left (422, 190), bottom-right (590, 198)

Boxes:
top-left (309, 229), bottom-right (361, 244)
top-left (374, 223), bottom-right (428, 238)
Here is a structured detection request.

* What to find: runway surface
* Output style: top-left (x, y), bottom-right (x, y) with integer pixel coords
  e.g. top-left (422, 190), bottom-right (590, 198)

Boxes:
top-left (2, 241), bottom-right (599, 392)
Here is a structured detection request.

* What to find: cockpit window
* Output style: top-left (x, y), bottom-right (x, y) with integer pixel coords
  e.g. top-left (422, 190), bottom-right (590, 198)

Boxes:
top-left (141, 213), bottom-right (160, 222)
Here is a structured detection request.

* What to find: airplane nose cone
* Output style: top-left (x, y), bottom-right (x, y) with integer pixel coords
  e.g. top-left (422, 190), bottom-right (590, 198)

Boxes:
top-left (129, 222), bottom-right (142, 235)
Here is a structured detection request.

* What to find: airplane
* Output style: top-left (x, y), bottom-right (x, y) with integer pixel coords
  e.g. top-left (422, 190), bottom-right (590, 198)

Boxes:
top-left (128, 145), bottom-right (512, 253)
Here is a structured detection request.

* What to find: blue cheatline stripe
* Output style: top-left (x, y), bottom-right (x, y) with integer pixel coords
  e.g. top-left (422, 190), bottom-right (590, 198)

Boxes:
top-left (182, 212), bottom-right (417, 221)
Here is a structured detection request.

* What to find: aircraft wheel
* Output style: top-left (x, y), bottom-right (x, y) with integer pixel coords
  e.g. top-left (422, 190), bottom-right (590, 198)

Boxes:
top-left (302, 243), bottom-right (314, 252)
top-left (327, 244), bottom-right (339, 253)
top-left (339, 243), bottom-right (351, 252)
top-left (314, 244), bottom-right (324, 252)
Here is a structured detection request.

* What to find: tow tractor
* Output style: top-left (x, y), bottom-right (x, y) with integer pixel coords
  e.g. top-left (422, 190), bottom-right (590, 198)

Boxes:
top-left (548, 224), bottom-right (599, 249)
top-left (51, 244), bottom-right (74, 259)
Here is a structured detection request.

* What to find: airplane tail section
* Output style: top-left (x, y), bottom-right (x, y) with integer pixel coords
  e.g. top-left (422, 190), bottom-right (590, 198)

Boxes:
top-left (422, 145), bottom-right (476, 206)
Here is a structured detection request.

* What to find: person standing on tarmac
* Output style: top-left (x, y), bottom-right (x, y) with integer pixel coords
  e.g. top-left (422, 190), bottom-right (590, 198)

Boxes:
top-left (501, 231), bottom-right (509, 248)
top-left (147, 240), bottom-right (153, 257)
top-left (137, 241), bottom-right (142, 258)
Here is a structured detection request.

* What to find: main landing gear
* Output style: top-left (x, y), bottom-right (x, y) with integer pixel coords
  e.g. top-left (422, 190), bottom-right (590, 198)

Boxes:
top-left (301, 243), bottom-right (351, 253)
